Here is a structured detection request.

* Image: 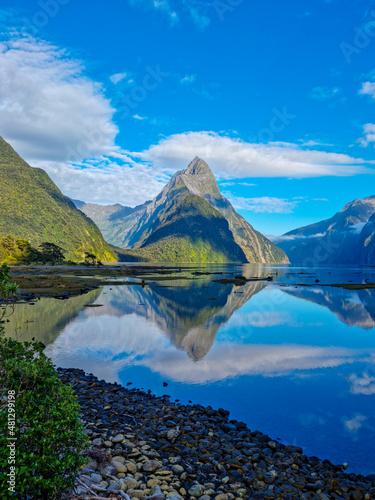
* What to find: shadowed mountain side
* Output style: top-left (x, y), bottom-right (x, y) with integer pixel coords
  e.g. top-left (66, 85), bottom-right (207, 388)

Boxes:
top-left (3, 288), bottom-right (102, 344)
top-left (359, 212), bottom-right (375, 264)
top-left (277, 196), bottom-right (375, 265)
top-left (84, 278), bottom-right (267, 360)
top-left (123, 192), bottom-right (247, 263)
top-left (281, 286), bottom-right (375, 329)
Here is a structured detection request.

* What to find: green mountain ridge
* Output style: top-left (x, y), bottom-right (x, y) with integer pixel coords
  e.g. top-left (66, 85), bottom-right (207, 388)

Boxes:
top-left (76, 157), bottom-right (288, 263)
top-left (0, 136), bottom-right (117, 262)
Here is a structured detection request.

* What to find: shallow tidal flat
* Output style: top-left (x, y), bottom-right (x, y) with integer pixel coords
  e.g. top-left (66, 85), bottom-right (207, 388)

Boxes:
top-left (4, 263), bottom-right (375, 483)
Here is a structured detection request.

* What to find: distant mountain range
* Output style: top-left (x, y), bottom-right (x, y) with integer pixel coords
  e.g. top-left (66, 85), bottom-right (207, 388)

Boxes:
top-left (0, 136), bottom-right (116, 261)
top-left (276, 196), bottom-right (375, 265)
top-left (3, 131), bottom-right (373, 266)
top-left (74, 157), bottom-right (288, 263)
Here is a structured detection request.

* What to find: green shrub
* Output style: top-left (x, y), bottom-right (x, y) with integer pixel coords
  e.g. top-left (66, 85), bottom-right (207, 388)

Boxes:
top-left (0, 335), bottom-right (88, 498)
top-left (0, 263), bottom-right (19, 304)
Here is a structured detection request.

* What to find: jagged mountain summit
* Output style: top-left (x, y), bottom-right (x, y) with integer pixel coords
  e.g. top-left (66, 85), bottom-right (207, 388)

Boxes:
top-left (76, 157), bottom-right (288, 263)
top-left (0, 136), bottom-right (116, 261)
top-left (277, 196), bottom-right (375, 265)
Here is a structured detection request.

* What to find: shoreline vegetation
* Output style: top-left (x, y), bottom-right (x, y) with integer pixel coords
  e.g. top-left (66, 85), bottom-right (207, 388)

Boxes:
top-left (57, 367), bottom-right (375, 500)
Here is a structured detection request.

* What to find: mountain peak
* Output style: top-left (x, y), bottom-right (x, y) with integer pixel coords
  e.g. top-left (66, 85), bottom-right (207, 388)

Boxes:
top-left (185, 157), bottom-right (212, 175)
top-left (180, 157), bottom-right (221, 199)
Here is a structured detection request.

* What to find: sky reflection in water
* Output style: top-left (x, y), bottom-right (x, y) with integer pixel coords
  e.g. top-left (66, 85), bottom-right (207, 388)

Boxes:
top-left (7, 265), bottom-right (375, 475)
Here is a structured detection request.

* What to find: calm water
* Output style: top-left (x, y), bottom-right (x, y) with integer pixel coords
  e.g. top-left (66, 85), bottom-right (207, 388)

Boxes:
top-left (5, 264), bottom-right (375, 475)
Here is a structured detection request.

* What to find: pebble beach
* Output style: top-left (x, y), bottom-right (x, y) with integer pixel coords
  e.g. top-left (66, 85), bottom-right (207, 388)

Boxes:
top-left (57, 368), bottom-right (375, 500)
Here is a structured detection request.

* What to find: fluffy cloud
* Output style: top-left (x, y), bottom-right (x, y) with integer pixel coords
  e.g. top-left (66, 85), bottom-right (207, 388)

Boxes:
top-left (222, 194), bottom-right (299, 214)
top-left (342, 414), bottom-right (368, 435)
top-left (46, 298), bottom-right (375, 384)
top-left (359, 123), bottom-right (375, 147)
top-left (1, 35), bottom-right (373, 208)
top-left (136, 131), bottom-right (372, 179)
top-left (348, 372), bottom-right (375, 395)
top-left (359, 81), bottom-right (375, 99)
top-left (0, 36), bottom-right (119, 162)
top-left (35, 159), bottom-right (168, 206)
top-left (358, 81), bottom-right (375, 146)
top-left (110, 72), bottom-right (128, 85)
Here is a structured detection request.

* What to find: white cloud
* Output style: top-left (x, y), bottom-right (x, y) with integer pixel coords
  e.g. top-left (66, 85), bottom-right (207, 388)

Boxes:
top-left (348, 372), bottom-right (375, 395)
top-left (309, 86), bottom-right (342, 101)
top-left (220, 181), bottom-right (256, 187)
top-left (222, 194), bottom-right (299, 214)
top-left (35, 158), bottom-right (168, 206)
top-left (349, 222), bottom-right (367, 234)
top-left (0, 35), bottom-right (373, 208)
top-left (46, 300), bottom-right (375, 385)
top-left (358, 81), bottom-right (375, 146)
top-left (359, 123), bottom-right (375, 147)
top-left (221, 311), bottom-right (300, 328)
top-left (219, 181), bottom-right (235, 187)
top-left (299, 139), bottom-right (334, 147)
top-left (359, 81), bottom-right (375, 99)
top-left (0, 36), bottom-right (119, 162)
top-left (110, 72), bottom-right (128, 85)
top-left (270, 233), bottom-right (327, 243)
top-left (342, 414), bottom-right (368, 435)
top-left (180, 74), bottom-right (196, 84)
top-left (135, 131), bottom-right (373, 179)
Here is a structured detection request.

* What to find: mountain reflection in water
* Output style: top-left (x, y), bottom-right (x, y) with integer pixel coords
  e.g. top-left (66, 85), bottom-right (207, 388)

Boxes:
top-left (6, 265), bottom-right (375, 474)
top-left (281, 286), bottom-right (375, 330)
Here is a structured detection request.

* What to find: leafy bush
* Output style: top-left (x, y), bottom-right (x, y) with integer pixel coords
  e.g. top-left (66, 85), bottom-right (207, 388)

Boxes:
top-left (0, 263), bottom-right (19, 303)
top-left (0, 336), bottom-right (88, 498)
top-left (0, 267), bottom-right (88, 498)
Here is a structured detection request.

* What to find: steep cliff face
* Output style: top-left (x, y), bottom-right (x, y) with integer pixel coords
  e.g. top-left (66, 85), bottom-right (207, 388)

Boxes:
top-left (0, 136), bottom-right (117, 261)
top-left (359, 212), bottom-right (375, 264)
top-left (76, 157), bottom-right (288, 263)
top-left (277, 196), bottom-right (375, 265)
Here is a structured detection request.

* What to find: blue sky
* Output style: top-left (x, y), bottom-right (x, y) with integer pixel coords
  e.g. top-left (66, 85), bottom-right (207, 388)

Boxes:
top-left (0, 0), bottom-right (375, 236)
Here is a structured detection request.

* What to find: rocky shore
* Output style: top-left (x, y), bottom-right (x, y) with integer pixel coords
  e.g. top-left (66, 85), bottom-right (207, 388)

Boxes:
top-left (57, 368), bottom-right (375, 500)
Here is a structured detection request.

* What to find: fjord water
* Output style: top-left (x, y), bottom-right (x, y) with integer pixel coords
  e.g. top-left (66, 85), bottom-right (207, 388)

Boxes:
top-left (6, 265), bottom-right (375, 475)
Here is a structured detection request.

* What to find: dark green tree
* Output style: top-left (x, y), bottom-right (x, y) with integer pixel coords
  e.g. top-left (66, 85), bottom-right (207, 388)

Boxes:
top-left (84, 251), bottom-right (102, 266)
top-left (38, 242), bottom-right (66, 265)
